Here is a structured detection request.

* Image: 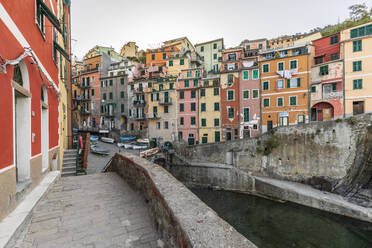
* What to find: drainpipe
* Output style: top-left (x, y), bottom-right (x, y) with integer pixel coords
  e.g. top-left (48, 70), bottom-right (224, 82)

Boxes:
top-left (307, 52), bottom-right (311, 123)
top-left (342, 40), bottom-right (346, 118)
top-left (68, 3), bottom-right (72, 148)
top-left (258, 60), bottom-right (262, 135)
top-left (238, 69), bottom-right (241, 139)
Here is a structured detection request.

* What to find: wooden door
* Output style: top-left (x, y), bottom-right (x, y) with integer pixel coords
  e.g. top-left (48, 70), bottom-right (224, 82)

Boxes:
top-left (353, 101), bottom-right (364, 115)
top-left (323, 108), bottom-right (332, 121)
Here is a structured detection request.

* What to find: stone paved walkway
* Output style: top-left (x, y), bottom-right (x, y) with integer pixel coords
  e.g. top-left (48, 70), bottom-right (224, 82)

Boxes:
top-left (14, 173), bottom-right (159, 248)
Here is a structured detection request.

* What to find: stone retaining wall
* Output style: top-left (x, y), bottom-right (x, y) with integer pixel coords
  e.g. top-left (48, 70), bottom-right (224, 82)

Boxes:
top-left (167, 163), bottom-right (372, 223)
top-left (105, 152), bottom-right (256, 248)
top-left (174, 113), bottom-right (372, 188)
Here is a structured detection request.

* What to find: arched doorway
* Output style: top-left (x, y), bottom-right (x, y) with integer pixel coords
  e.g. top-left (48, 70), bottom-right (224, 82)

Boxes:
top-left (41, 85), bottom-right (49, 171)
top-left (13, 61), bottom-right (31, 183)
top-left (311, 102), bottom-right (334, 122)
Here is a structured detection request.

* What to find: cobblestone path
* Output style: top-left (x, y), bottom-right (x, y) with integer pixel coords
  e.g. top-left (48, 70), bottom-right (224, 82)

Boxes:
top-left (14, 173), bottom-right (159, 248)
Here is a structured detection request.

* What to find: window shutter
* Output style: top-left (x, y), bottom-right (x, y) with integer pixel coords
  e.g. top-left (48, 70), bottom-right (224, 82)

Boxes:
top-left (297, 78), bottom-right (301, 87)
top-left (287, 79), bottom-right (290, 88)
top-left (151, 94), bottom-right (153, 101)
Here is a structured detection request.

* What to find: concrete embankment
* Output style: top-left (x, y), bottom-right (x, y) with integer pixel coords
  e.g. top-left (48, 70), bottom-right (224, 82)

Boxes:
top-left (167, 161), bottom-right (372, 223)
top-left (105, 152), bottom-right (256, 248)
top-left (173, 113), bottom-right (372, 206)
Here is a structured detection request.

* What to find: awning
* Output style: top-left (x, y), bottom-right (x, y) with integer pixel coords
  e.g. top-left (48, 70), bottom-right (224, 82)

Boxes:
top-left (37, 0), bottom-right (62, 33)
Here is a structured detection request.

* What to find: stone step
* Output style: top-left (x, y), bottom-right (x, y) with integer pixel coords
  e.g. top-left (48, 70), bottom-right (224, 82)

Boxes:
top-left (63, 158), bottom-right (76, 163)
top-left (62, 166), bottom-right (76, 173)
top-left (63, 161), bottom-right (76, 167)
top-left (65, 149), bottom-right (77, 152)
top-left (61, 171), bottom-right (76, 177)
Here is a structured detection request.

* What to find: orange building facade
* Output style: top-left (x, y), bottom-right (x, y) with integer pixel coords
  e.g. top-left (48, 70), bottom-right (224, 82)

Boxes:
top-left (259, 44), bottom-right (314, 132)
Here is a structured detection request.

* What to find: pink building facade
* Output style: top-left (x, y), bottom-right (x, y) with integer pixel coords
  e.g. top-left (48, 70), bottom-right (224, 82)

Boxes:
top-left (177, 68), bottom-right (202, 145)
top-left (239, 65), bottom-right (261, 137)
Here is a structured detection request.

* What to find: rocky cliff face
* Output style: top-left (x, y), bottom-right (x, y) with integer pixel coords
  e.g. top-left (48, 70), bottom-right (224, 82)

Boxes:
top-left (335, 125), bottom-right (372, 207)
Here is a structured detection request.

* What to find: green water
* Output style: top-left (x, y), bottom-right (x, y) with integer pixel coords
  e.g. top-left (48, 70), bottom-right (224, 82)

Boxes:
top-left (191, 189), bottom-right (372, 248)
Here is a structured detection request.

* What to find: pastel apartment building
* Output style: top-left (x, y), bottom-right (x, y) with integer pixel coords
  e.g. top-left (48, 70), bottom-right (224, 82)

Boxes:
top-left (177, 68), bottom-right (202, 144)
top-left (311, 33), bottom-right (344, 121)
top-left (220, 47), bottom-right (244, 141)
top-left (239, 56), bottom-right (261, 137)
top-left (195, 38), bottom-right (224, 75)
top-left (341, 21), bottom-right (372, 116)
top-left (259, 43), bottom-right (314, 132)
top-left (199, 76), bottom-right (222, 143)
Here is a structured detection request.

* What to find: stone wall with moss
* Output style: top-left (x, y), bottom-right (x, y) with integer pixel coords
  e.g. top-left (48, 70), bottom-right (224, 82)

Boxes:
top-left (173, 114), bottom-right (372, 193)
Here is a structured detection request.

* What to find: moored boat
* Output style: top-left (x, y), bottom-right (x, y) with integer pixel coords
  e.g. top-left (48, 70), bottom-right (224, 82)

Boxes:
top-left (120, 136), bottom-right (136, 142)
top-left (101, 137), bottom-right (115, 144)
top-left (90, 145), bottom-right (110, 156)
top-left (137, 138), bottom-right (149, 144)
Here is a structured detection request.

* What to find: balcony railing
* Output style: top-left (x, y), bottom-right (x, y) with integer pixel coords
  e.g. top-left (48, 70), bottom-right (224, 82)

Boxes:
top-left (244, 49), bottom-right (259, 57)
top-left (135, 115), bottom-right (146, 120)
top-left (147, 113), bottom-right (161, 119)
top-left (79, 83), bottom-right (91, 88)
top-left (80, 95), bottom-right (90, 101)
top-left (323, 91), bottom-right (343, 100)
top-left (133, 100), bottom-right (146, 106)
top-left (80, 67), bottom-right (99, 74)
top-left (159, 98), bottom-right (172, 105)
top-left (80, 109), bottom-right (91, 115)
top-left (105, 111), bottom-right (116, 117)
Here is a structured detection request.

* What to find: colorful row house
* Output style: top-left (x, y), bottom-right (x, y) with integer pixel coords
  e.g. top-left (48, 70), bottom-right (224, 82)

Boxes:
top-left (128, 78), bottom-right (148, 135)
top-left (146, 75), bottom-right (178, 142)
top-left (220, 47), bottom-right (244, 141)
top-left (0, 0), bottom-right (71, 220)
top-left (177, 68), bottom-right (202, 144)
top-left (199, 76), bottom-right (222, 143)
top-left (239, 60), bottom-right (261, 138)
top-left (195, 38), bottom-right (224, 75)
top-left (311, 33), bottom-right (344, 121)
top-left (259, 43), bottom-right (314, 132)
top-left (341, 21), bottom-right (372, 116)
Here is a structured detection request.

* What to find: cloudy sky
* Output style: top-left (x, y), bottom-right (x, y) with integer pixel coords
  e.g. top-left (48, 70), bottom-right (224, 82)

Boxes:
top-left (71, 0), bottom-right (372, 59)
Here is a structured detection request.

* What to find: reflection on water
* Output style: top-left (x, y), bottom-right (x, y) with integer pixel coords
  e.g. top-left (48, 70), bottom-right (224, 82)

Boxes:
top-left (191, 189), bottom-right (372, 248)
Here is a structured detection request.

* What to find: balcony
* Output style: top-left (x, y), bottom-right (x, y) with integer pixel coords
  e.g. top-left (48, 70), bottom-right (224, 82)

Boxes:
top-left (134, 88), bottom-right (145, 94)
top-left (72, 95), bottom-right (81, 101)
top-left (147, 113), bottom-right (161, 119)
top-left (135, 115), bottom-right (146, 120)
top-left (80, 95), bottom-right (90, 101)
top-left (221, 64), bottom-right (239, 72)
top-left (133, 100), bottom-right (146, 107)
top-left (79, 83), bottom-right (91, 89)
top-left (80, 66), bottom-right (99, 74)
top-left (80, 109), bottom-right (91, 115)
top-left (105, 112), bottom-right (116, 118)
top-left (159, 98), bottom-right (172, 105)
top-left (323, 91), bottom-right (343, 100)
top-left (244, 49), bottom-right (259, 58)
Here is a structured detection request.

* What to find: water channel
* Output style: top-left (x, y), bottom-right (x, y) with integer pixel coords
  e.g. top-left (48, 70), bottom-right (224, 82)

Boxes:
top-left (191, 189), bottom-right (372, 248)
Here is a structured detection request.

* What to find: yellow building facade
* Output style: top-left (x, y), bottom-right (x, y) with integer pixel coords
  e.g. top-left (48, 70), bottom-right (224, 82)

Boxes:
top-left (199, 77), bottom-right (222, 143)
top-left (146, 77), bottom-right (178, 142)
top-left (341, 21), bottom-right (372, 116)
top-left (166, 57), bottom-right (189, 77)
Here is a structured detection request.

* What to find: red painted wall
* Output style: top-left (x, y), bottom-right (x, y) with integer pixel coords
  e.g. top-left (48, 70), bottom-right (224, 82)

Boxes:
top-left (313, 33), bottom-right (340, 63)
top-left (0, 0), bottom-right (61, 169)
top-left (220, 75), bottom-right (240, 138)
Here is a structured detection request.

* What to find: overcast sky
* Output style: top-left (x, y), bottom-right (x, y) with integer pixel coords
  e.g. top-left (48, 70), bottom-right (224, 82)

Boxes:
top-left (71, 0), bottom-right (372, 59)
